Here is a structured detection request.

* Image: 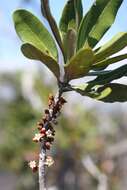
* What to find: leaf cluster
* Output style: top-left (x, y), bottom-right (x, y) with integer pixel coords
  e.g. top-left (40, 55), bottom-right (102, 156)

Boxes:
top-left (13, 0), bottom-right (127, 102)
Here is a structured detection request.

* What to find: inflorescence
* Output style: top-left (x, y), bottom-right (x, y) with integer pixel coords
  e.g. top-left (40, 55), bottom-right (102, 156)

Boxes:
top-left (29, 94), bottom-right (67, 172)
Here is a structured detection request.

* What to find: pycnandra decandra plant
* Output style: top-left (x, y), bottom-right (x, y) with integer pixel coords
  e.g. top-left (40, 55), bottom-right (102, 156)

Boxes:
top-left (13, 0), bottom-right (127, 189)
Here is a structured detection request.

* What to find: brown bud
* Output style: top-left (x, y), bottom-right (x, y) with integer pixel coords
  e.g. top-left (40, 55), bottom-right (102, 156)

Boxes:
top-left (45, 114), bottom-right (50, 120)
top-left (59, 97), bottom-right (67, 105)
top-left (42, 117), bottom-right (48, 123)
top-left (44, 142), bottom-right (51, 150)
top-left (48, 101), bottom-right (55, 109)
top-left (45, 109), bottom-right (49, 114)
top-left (37, 125), bottom-right (42, 130)
top-left (37, 121), bottom-right (43, 126)
top-left (48, 94), bottom-right (54, 101)
top-left (47, 137), bottom-right (54, 142)
top-left (40, 128), bottom-right (46, 134)
top-left (52, 131), bottom-right (55, 136)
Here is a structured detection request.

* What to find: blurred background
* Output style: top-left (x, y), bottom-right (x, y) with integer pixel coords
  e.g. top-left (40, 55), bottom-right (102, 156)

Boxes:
top-left (0, 0), bottom-right (127, 189)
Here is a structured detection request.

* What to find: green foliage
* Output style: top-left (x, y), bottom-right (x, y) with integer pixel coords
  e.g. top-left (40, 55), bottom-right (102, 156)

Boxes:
top-left (77, 0), bottom-right (123, 49)
top-left (94, 32), bottom-right (127, 63)
top-left (13, 9), bottom-right (58, 59)
top-left (59, 0), bottom-right (83, 34)
top-left (88, 64), bottom-right (127, 86)
top-left (13, 9), bottom-right (59, 76)
top-left (13, 0), bottom-right (127, 102)
top-left (59, 0), bottom-right (83, 61)
top-left (73, 83), bottom-right (127, 103)
top-left (74, 0), bottom-right (83, 28)
top-left (92, 54), bottom-right (127, 70)
top-left (87, 0), bottom-right (123, 48)
top-left (63, 28), bottom-right (77, 60)
top-left (21, 43), bottom-right (59, 78)
top-left (65, 47), bottom-right (94, 81)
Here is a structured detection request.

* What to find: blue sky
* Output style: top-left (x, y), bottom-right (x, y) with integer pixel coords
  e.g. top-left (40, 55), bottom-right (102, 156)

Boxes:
top-left (0, 0), bottom-right (127, 71)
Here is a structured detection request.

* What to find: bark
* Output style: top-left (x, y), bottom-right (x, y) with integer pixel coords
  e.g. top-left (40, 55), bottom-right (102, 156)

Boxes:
top-left (39, 145), bottom-right (47, 190)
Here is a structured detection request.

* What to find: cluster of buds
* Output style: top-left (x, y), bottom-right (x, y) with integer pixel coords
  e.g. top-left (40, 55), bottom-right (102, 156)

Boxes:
top-left (29, 94), bottom-right (67, 172)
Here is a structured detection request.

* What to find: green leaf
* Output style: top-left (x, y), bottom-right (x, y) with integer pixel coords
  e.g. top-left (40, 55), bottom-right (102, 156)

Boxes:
top-left (64, 28), bottom-right (77, 60)
top-left (88, 64), bottom-right (127, 86)
top-left (21, 43), bottom-right (59, 78)
top-left (65, 48), bottom-right (94, 81)
top-left (73, 83), bottom-right (127, 103)
top-left (59, 1), bottom-right (75, 34)
top-left (41, 0), bottom-right (65, 58)
top-left (87, 70), bottom-right (111, 76)
top-left (13, 9), bottom-right (58, 59)
top-left (94, 32), bottom-right (127, 62)
top-left (92, 54), bottom-right (127, 69)
top-left (59, 0), bottom-right (83, 34)
top-left (77, 0), bottom-right (123, 50)
top-left (77, 0), bottom-right (109, 50)
top-left (94, 83), bottom-right (127, 102)
top-left (74, 0), bottom-right (83, 28)
top-left (88, 0), bottom-right (123, 48)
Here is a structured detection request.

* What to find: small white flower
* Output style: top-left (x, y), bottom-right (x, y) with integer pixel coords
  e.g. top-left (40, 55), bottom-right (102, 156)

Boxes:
top-left (33, 133), bottom-right (43, 142)
top-left (45, 156), bottom-right (54, 167)
top-left (46, 130), bottom-right (52, 137)
top-left (29, 160), bottom-right (36, 168)
top-left (28, 160), bottom-right (38, 172)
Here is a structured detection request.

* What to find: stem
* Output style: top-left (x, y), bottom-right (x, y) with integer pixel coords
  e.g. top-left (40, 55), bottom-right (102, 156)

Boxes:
top-left (38, 89), bottom-right (65, 190)
top-left (39, 145), bottom-right (47, 190)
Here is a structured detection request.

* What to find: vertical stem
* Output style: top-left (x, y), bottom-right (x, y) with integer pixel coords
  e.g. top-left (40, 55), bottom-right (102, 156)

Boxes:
top-left (39, 144), bottom-right (47, 190)
top-left (38, 90), bottom-right (65, 190)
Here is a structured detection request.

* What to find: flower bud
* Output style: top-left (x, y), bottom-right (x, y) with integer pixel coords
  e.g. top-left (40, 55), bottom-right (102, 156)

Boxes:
top-left (45, 109), bottom-right (49, 114)
top-left (44, 142), bottom-right (51, 150)
top-left (40, 128), bottom-right (46, 134)
top-left (59, 97), bottom-right (67, 104)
